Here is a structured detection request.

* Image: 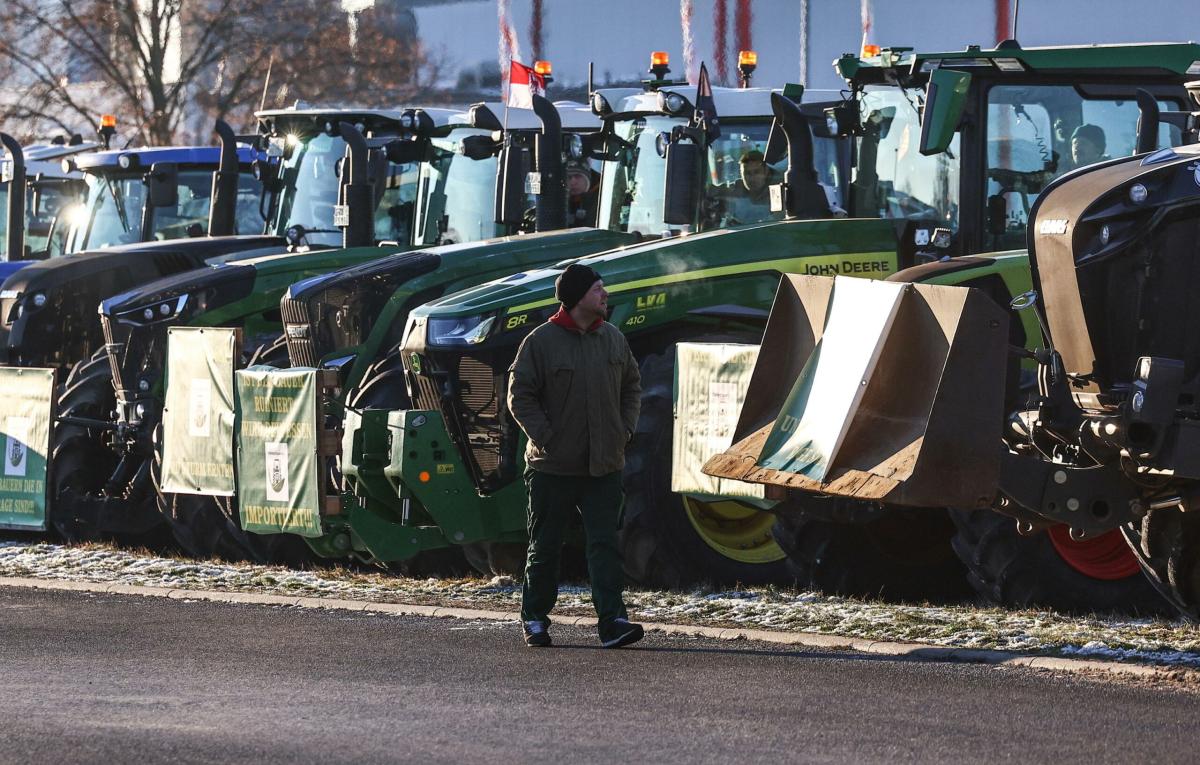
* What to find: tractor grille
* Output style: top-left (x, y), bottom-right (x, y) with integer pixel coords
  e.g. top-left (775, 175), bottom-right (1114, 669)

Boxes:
top-left (456, 357), bottom-right (502, 476)
top-left (409, 354), bottom-right (505, 485)
top-left (280, 296), bottom-right (316, 368)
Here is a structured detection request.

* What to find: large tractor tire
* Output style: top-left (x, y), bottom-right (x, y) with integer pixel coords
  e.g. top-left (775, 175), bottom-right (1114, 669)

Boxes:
top-left (1123, 506), bottom-right (1200, 622)
top-left (155, 333), bottom-right (314, 565)
top-left (771, 505), bottom-right (973, 603)
top-left (344, 347), bottom-right (474, 578)
top-left (951, 508), bottom-right (1171, 615)
top-left (50, 351), bottom-right (173, 550)
top-left (620, 347), bottom-right (790, 590)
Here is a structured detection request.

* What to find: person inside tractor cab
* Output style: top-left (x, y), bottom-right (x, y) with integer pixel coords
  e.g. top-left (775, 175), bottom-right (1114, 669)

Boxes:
top-left (1069, 124), bottom-right (1108, 170)
top-left (566, 160), bottom-right (599, 227)
top-left (722, 150), bottom-right (776, 225)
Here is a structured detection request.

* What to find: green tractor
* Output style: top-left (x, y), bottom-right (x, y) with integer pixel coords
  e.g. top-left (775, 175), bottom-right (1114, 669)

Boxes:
top-left (218, 55), bottom-right (852, 572)
top-left (348, 41), bottom-right (1200, 592)
top-left (94, 95), bottom-right (611, 561)
top-left (703, 45), bottom-right (1200, 610)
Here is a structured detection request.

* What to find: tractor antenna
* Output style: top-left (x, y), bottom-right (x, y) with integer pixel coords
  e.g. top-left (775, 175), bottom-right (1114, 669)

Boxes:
top-left (1012, 0), bottom-right (1020, 40)
top-left (587, 61), bottom-right (594, 97)
top-left (259, 54), bottom-right (275, 113)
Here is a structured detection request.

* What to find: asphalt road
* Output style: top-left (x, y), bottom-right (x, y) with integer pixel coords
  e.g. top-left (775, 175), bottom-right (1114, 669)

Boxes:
top-left (0, 586), bottom-right (1196, 764)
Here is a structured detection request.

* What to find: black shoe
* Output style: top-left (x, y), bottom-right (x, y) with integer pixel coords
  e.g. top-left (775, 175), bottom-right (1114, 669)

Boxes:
top-left (523, 620), bottom-right (552, 647)
top-left (598, 617), bottom-right (644, 648)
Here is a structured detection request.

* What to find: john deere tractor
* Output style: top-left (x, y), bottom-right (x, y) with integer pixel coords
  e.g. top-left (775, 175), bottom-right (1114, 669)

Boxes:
top-left (342, 41), bottom-right (1200, 595)
top-left (704, 44), bottom-right (1200, 612)
top-left (221, 53), bottom-right (847, 576)
top-left (82, 96), bottom-right (613, 561)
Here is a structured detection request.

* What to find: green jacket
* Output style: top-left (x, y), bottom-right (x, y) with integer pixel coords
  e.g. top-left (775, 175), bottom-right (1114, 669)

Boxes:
top-left (507, 315), bottom-right (641, 476)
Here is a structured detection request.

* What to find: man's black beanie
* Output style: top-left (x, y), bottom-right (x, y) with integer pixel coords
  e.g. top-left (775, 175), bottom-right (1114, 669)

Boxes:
top-left (555, 263), bottom-right (601, 310)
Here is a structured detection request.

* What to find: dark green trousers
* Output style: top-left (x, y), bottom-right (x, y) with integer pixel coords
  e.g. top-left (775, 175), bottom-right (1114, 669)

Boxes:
top-left (520, 469), bottom-right (629, 625)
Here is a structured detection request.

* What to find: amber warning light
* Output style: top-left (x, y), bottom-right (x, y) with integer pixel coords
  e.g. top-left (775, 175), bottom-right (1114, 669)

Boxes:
top-left (738, 50), bottom-right (758, 67)
top-left (534, 60), bottom-right (552, 76)
top-left (99, 114), bottom-right (117, 129)
top-left (861, 44), bottom-right (882, 58)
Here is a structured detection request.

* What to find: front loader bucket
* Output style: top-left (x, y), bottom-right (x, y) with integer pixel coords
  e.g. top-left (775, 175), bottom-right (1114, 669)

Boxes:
top-left (704, 275), bottom-right (1009, 509)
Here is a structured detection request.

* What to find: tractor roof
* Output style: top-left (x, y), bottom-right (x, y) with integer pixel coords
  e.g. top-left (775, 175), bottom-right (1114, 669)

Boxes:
top-left (74, 145), bottom-right (262, 172)
top-left (839, 41), bottom-right (1200, 88)
top-left (616, 85), bottom-right (843, 119)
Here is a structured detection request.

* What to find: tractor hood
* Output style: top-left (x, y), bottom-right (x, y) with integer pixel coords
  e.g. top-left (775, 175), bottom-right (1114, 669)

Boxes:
top-left (1028, 143), bottom-right (1200, 399)
top-left (0, 234), bottom-right (283, 367)
top-left (404, 217), bottom-right (903, 354)
top-left (281, 227), bottom-right (637, 367)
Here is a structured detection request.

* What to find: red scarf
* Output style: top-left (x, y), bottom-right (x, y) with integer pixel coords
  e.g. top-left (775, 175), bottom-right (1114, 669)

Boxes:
top-left (549, 306), bottom-right (602, 333)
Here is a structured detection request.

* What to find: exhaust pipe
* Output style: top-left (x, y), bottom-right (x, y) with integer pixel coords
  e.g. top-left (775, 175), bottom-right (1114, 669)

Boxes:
top-left (531, 93), bottom-right (565, 231)
top-left (768, 92), bottom-right (829, 219)
top-left (337, 123), bottom-right (375, 249)
top-left (0, 133), bottom-right (25, 261)
top-left (207, 120), bottom-right (239, 237)
top-left (704, 274), bottom-right (1009, 508)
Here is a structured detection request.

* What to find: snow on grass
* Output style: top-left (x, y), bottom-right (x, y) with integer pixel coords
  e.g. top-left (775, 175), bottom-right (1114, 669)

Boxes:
top-left (2, 538), bottom-right (1198, 667)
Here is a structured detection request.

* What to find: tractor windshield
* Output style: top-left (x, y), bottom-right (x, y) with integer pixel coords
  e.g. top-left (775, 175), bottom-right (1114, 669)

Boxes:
top-left (598, 115), bottom-right (842, 237)
top-left (982, 84), bottom-right (1185, 251)
top-left (413, 127), bottom-right (503, 247)
top-left (850, 86), bottom-right (960, 227)
top-left (270, 133), bottom-right (348, 248)
top-left (25, 179), bottom-right (81, 258)
top-left (68, 169), bottom-right (252, 252)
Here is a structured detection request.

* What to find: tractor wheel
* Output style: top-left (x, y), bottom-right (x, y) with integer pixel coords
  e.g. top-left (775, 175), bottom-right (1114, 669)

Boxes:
top-left (620, 347), bottom-right (790, 590)
top-left (771, 505), bottom-right (973, 603)
top-left (1123, 506), bottom-right (1200, 621)
top-left (50, 353), bottom-right (172, 549)
top-left (155, 333), bottom-right (310, 564)
top-left (346, 347), bottom-right (474, 578)
top-left (950, 508), bottom-right (1170, 615)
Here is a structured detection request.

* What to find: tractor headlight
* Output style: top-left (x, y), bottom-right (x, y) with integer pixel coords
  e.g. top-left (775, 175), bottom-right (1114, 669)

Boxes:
top-left (116, 294), bottom-right (189, 326)
top-left (31, 293), bottom-right (46, 308)
top-left (426, 314), bottom-right (497, 347)
top-left (658, 91), bottom-right (688, 115)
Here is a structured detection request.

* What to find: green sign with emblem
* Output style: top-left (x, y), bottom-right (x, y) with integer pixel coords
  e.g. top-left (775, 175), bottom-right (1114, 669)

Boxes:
top-left (235, 367), bottom-right (322, 537)
top-left (161, 327), bottom-right (239, 496)
top-left (0, 367), bottom-right (56, 530)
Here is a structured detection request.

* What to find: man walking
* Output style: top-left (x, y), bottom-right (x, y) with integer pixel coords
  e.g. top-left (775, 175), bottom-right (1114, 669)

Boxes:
top-left (507, 263), bottom-right (644, 648)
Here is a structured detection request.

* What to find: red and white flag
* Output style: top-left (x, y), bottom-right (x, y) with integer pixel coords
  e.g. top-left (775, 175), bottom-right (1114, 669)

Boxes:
top-left (507, 61), bottom-right (546, 109)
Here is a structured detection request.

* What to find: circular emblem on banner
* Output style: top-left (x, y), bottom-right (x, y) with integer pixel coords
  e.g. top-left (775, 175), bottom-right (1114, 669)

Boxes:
top-left (9, 438), bottom-right (23, 468)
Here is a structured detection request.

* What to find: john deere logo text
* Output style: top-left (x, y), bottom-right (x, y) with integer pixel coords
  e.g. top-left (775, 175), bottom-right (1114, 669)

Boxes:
top-left (801, 260), bottom-right (892, 277)
top-left (1039, 218), bottom-right (1069, 235)
top-left (264, 442), bottom-right (290, 503)
top-left (636, 293), bottom-right (666, 310)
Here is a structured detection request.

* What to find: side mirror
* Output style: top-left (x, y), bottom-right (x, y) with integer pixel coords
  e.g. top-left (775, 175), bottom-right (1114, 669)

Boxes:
top-left (494, 143), bottom-right (529, 226)
top-left (146, 163), bottom-right (179, 208)
top-left (459, 135), bottom-right (499, 161)
top-left (663, 137), bottom-right (701, 226)
top-left (919, 68), bottom-right (971, 156)
top-left (385, 138), bottom-right (425, 165)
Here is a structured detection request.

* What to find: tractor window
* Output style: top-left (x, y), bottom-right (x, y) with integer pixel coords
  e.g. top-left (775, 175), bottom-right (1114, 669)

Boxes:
top-left (598, 115), bottom-right (687, 237)
top-left (24, 181), bottom-right (79, 257)
top-left (374, 159), bottom-right (419, 244)
top-left (984, 85), bottom-right (1184, 251)
top-left (148, 170), bottom-right (233, 241)
top-left (851, 87), bottom-right (960, 228)
top-left (79, 174), bottom-right (147, 249)
top-left (414, 128), bottom-right (503, 247)
top-left (271, 133), bottom-right (345, 248)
